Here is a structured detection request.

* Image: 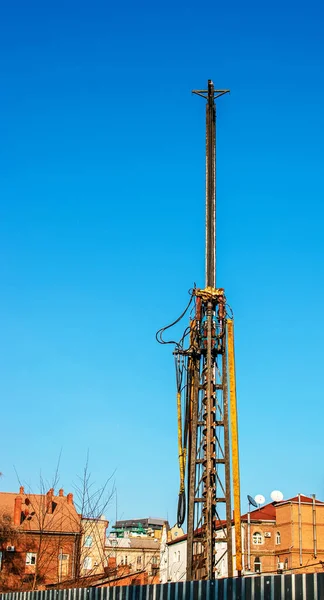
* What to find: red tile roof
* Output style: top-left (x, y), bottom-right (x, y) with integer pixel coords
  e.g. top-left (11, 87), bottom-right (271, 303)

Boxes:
top-left (277, 494), bottom-right (324, 506)
top-left (0, 489), bottom-right (81, 533)
top-left (241, 502), bottom-right (276, 522)
top-left (168, 533), bottom-right (187, 545)
top-left (239, 495), bottom-right (324, 523)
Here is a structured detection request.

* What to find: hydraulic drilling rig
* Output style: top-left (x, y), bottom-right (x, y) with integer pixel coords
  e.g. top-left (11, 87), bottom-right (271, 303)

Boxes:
top-left (157, 81), bottom-right (242, 580)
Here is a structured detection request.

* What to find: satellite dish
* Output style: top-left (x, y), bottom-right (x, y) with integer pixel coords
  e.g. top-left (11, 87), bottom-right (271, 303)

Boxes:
top-left (270, 490), bottom-right (284, 502)
top-left (247, 495), bottom-right (258, 508)
top-left (254, 494), bottom-right (265, 505)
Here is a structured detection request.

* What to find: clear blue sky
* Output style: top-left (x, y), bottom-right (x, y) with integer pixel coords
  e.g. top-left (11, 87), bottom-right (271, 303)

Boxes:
top-left (0, 0), bottom-right (323, 525)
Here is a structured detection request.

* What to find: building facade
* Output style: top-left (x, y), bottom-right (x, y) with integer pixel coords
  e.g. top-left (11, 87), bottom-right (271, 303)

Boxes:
top-left (79, 516), bottom-right (109, 577)
top-left (242, 494), bottom-right (324, 575)
top-left (111, 518), bottom-right (169, 541)
top-left (160, 494), bottom-right (324, 581)
top-left (0, 487), bottom-right (81, 591)
top-left (105, 535), bottom-right (160, 581)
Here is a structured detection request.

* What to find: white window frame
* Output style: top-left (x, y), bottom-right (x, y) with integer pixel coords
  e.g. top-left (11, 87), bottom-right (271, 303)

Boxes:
top-left (26, 552), bottom-right (37, 566)
top-left (276, 531), bottom-right (281, 544)
top-left (252, 531), bottom-right (263, 545)
top-left (83, 556), bottom-right (92, 570)
top-left (254, 556), bottom-right (262, 573)
top-left (84, 535), bottom-right (93, 548)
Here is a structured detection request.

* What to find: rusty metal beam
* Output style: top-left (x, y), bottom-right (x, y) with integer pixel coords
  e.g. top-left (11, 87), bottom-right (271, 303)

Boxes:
top-left (205, 81), bottom-right (216, 288)
top-left (192, 81), bottom-right (229, 289)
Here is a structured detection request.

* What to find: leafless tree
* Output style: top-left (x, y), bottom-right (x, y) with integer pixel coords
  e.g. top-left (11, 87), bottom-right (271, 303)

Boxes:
top-left (72, 453), bottom-right (116, 582)
top-left (1, 457), bottom-right (115, 591)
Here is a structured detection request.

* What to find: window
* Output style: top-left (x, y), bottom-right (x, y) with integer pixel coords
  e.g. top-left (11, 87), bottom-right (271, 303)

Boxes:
top-left (284, 558), bottom-right (288, 570)
top-left (83, 557), bottom-right (92, 570)
top-left (152, 556), bottom-right (157, 565)
top-left (125, 556), bottom-right (128, 565)
top-left (59, 554), bottom-right (69, 578)
top-left (0, 551), bottom-right (2, 571)
top-left (254, 556), bottom-right (261, 574)
top-left (136, 556), bottom-right (142, 570)
top-left (276, 531), bottom-right (281, 545)
top-left (84, 536), bottom-right (93, 548)
top-left (252, 532), bottom-right (263, 545)
top-left (26, 552), bottom-right (37, 566)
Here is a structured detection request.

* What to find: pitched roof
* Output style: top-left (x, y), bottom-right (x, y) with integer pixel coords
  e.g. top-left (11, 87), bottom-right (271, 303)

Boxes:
top-left (105, 537), bottom-right (160, 550)
top-left (129, 538), bottom-right (160, 549)
top-left (168, 533), bottom-right (187, 546)
top-left (241, 495), bottom-right (324, 522)
top-left (0, 489), bottom-right (81, 533)
top-left (241, 503), bottom-right (276, 522)
top-left (277, 494), bottom-right (324, 506)
top-left (0, 492), bottom-right (16, 516)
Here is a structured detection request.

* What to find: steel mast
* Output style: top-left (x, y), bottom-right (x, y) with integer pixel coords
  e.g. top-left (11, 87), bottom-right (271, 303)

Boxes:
top-left (156, 79), bottom-right (242, 581)
top-left (186, 81), bottom-right (232, 580)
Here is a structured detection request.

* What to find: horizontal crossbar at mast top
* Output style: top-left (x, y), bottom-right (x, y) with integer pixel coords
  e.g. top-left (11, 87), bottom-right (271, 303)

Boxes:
top-left (192, 89), bottom-right (230, 100)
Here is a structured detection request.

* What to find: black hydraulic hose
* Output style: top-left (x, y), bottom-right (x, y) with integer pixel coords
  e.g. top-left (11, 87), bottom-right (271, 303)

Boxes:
top-left (177, 490), bottom-right (186, 528)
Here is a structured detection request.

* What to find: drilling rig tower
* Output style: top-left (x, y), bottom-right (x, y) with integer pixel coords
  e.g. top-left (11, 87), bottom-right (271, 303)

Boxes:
top-left (157, 80), bottom-right (242, 580)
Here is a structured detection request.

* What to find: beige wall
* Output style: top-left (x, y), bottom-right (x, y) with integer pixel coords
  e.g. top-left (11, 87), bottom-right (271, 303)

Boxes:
top-left (105, 543), bottom-right (160, 577)
top-left (80, 518), bottom-right (108, 576)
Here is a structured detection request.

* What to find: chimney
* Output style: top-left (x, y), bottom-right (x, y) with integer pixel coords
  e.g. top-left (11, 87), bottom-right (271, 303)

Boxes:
top-left (47, 488), bottom-right (54, 514)
top-left (67, 492), bottom-right (73, 505)
top-left (59, 488), bottom-right (64, 497)
top-left (19, 486), bottom-right (25, 495)
top-left (14, 496), bottom-right (22, 525)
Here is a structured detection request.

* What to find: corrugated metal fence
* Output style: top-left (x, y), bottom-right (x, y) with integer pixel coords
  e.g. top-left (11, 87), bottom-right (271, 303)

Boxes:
top-left (1, 574), bottom-right (324, 600)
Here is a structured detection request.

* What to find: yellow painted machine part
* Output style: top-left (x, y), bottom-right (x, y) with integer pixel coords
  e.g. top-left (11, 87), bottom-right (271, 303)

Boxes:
top-left (227, 318), bottom-right (242, 574)
top-left (177, 391), bottom-right (186, 493)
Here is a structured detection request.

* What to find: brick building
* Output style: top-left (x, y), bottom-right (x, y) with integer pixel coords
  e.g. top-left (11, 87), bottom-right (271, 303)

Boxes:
top-left (160, 494), bottom-right (324, 580)
top-left (242, 494), bottom-right (324, 575)
top-left (0, 487), bottom-right (81, 591)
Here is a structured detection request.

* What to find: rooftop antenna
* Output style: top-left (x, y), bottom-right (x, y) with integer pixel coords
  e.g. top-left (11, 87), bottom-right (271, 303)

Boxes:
top-left (270, 490), bottom-right (284, 502)
top-left (254, 494), bottom-right (266, 508)
top-left (247, 495), bottom-right (258, 509)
